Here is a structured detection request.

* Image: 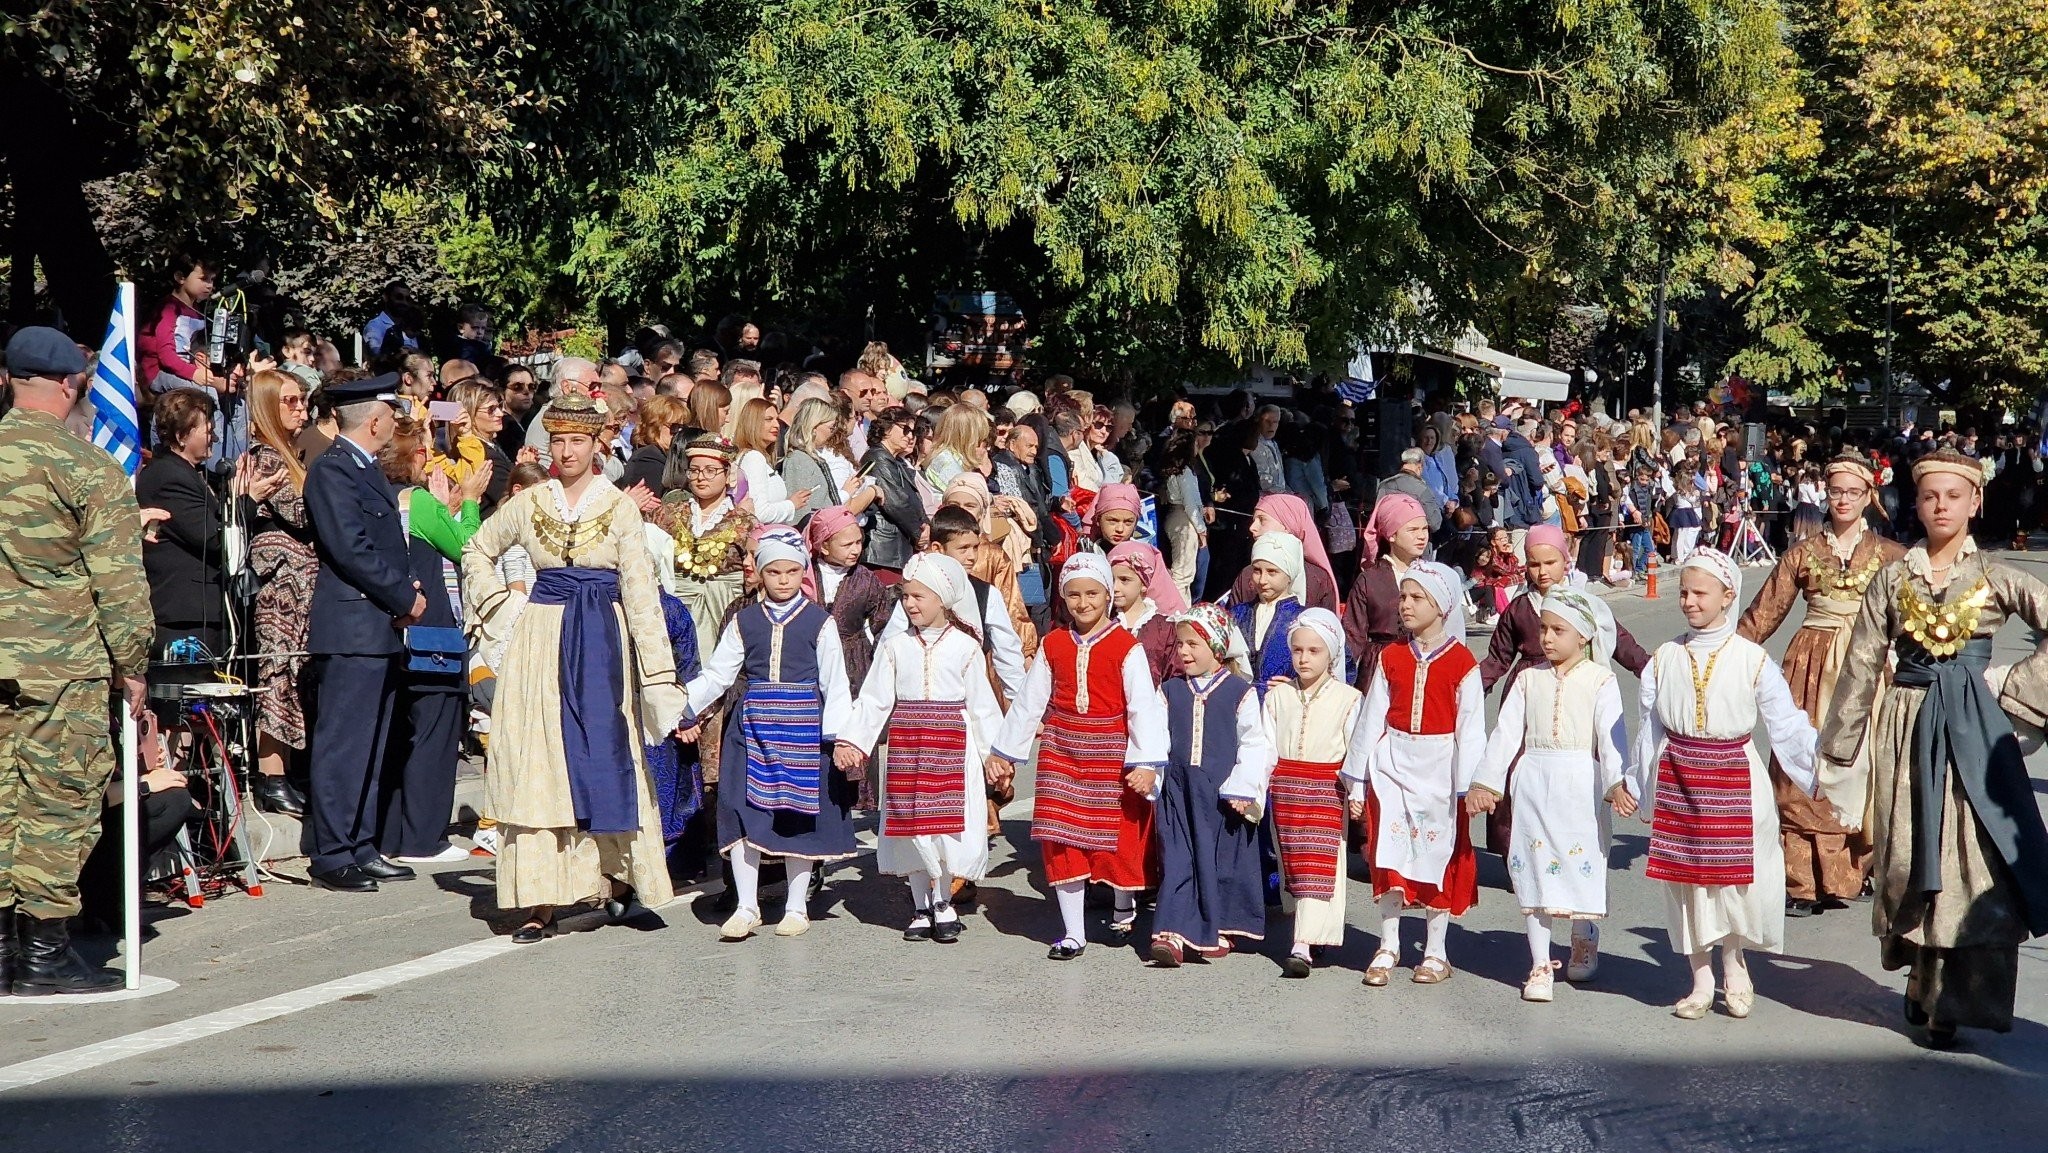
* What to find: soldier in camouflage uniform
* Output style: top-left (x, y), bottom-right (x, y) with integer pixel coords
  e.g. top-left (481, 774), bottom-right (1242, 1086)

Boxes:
top-left (0, 327), bottom-right (154, 996)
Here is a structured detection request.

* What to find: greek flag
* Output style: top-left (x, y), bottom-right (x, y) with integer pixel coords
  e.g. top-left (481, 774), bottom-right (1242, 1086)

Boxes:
top-left (1336, 347), bottom-right (1376, 404)
top-left (91, 282), bottom-right (143, 476)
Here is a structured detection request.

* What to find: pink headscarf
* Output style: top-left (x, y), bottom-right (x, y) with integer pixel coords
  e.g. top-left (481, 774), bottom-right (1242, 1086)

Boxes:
top-left (1108, 540), bottom-right (1187, 615)
top-left (1254, 494), bottom-right (1335, 600)
top-left (800, 506), bottom-right (859, 598)
top-left (1359, 493), bottom-right (1427, 565)
top-left (1524, 523), bottom-right (1569, 560)
top-left (1087, 482), bottom-right (1144, 533)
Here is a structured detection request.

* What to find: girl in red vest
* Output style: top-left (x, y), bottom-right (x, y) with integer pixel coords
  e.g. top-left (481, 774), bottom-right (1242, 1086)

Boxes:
top-left (991, 553), bottom-right (1168, 960)
top-left (1343, 560), bottom-right (1486, 987)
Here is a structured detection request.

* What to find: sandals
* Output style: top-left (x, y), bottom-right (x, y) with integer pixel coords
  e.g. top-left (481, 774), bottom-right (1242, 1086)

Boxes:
top-left (1411, 956), bottom-right (1454, 985)
top-left (1723, 981), bottom-right (1754, 1019)
top-left (1108, 906), bottom-right (1138, 937)
top-left (1361, 949), bottom-right (1399, 987)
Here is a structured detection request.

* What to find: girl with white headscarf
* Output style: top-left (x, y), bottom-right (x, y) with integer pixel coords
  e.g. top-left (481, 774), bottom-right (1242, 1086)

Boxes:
top-left (1469, 587), bottom-right (1631, 1003)
top-left (1261, 607), bottom-right (1364, 978)
top-left (1230, 531), bottom-right (1308, 694)
top-left (834, 552), bottom-right (1006, 943)
top-left (1341, 559), bottom-right (1487, 987)
top-left (681, 526), bottom-right (858, 941)
top-left (991, 552), bottom-right (1169, 959)
top-left (1629, 548), bottom-right (1817, 1021)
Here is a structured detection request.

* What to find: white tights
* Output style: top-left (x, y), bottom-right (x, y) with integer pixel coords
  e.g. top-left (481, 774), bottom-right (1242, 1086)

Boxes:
top-left (1054, 881), bottom-right (1088, 946)
top-left (727, 844), bottom-right (812, 919)
top-left (1376, 892), bottom-right (1449, 961)
top-left (907, 869), bottom-right (960, 925)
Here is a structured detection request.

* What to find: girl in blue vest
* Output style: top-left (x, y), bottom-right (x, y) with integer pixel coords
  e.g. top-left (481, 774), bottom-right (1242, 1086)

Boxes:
top-left (1230, 532), bottom-right (1306, 697)
top-left (681, 526), bottom-right (855, 941)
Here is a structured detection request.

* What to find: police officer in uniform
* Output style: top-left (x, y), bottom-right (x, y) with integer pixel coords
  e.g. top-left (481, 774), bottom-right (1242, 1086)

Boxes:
top-left (302, 374), bottom-right (427, 892)
top-left (0, 327), bottom-right (154, 995)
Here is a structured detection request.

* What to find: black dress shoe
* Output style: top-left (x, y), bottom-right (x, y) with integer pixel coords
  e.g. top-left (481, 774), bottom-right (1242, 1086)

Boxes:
top-left (903, 921), bottom-right (933, 943)
top-left (251, 774), bottom-right (306, 817)
top-left (310, 865), bottom-right (379, 893)
top-left (605, 885), bottom-right (638, 922)
top-left (931, 904), bottom-right (964, 944)
top-left (358, 858), bottom-right (416, 882)
top-left (1282, 954), bottom-right (1314, 979)
top-left (1047, 939), bottom-right (1086, 961)
top-left (1785, 898), bottom-right (1818, 918)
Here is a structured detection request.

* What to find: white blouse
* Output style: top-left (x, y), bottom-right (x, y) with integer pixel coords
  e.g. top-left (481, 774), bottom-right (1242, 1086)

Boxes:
top-left (1175, 670), bottom-right (1275, 805)
top-left (738, 448), bottom-right (798, 525)
top-left (1630, 631), bottom-right (1817, 804)
top-left (839, 627), bottom-right (1005, 756)
top-left (1475, 660), bottom-right (1628, 799)
top-left (992, 631), bottom-right (1167, 770)
top-left (682, 595), bottom-right (854, 740)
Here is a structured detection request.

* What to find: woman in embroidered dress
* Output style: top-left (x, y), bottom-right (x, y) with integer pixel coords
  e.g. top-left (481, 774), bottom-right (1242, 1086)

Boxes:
top-left (1736, 453), bottom-right (1908, 916)
top-left (1263, 608), bottom-right (1363, 979)
top-left (1342, 493), bottom-right (1429, 691)
top-left (681, 527), bottom-right (857, 941)
top-left (1149, 603), bottom-right (1271, 968)
top-left (1820, 448), bottom-right (2048, 1044)
top-left (1343, 561), bottom-right (1485, 987)
top-left (1108, 540), bottom-right (1187, 684)
top-left (1468, 588), bottom-right (1633, 1003)
top-left (990, 553), bottom-right (1169, 960)
top-left (835, 553), bottom-right (1007, 944)
top-left (459, 395), bottom-right (686, 944)
top-left (1630, 548), bottom-right (1817, 1020)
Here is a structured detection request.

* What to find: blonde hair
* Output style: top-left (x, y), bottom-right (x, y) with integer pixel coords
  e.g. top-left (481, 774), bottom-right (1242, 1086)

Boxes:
top-left (932, 403), bottom-right (990, 468)
top-left (247, 369), bottom-right (307, 488)
top-left (731, 397), bottom-right (780, 455)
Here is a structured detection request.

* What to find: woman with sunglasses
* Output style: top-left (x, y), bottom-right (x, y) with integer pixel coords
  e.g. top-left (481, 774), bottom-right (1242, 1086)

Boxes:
top-left (244, 368), bottom-right (316, 815)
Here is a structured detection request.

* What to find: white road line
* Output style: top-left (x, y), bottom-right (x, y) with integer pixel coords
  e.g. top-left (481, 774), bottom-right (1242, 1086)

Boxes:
top-left (0, 936), bottom-right (522, 1095)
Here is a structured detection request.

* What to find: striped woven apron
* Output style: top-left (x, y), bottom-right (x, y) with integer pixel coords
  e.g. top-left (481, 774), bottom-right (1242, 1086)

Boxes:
top-left (1269, 758), bottom-right (1346, 900)
top-left (882, 699), bottom-right (969, 837)
top-left (1030, 705), bottom-right (1128, 853)
top-left (1646, 732), bottom-right (1753, 886)
top-left (740, 681), bottom-right (824, 815)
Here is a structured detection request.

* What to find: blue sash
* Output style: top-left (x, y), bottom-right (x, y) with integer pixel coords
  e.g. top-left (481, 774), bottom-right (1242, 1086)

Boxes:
top-left (529, 568), bottom-right (639, 834)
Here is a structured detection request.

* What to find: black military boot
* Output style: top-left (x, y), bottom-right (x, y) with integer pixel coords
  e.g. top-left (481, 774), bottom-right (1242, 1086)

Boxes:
top-left (0, 905), bottom-right (18, 995)
top-left (12, 912), bottom-right (121, 995)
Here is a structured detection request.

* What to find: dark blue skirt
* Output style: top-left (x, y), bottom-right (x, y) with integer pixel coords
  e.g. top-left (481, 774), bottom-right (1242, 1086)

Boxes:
top-left (717, 713), bottom-right (859, 860)
top-left (1153, 756), bottom-right (1268, 947)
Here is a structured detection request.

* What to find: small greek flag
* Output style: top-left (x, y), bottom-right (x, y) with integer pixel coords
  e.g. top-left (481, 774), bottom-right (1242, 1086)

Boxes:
top-left (1336, 348), bottom-right (1377, 404)
top-left (91, 281), bottom-right (143, 476)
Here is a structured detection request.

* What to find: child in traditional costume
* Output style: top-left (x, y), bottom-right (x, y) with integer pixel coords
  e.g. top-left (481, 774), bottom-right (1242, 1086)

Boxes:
top-left (1231, 532), bottom-right (1307, 693)
top-left (1343, 559), bottom-right (1484, 987)
top-left (1109, 540), bottom-right (1188, 684)
top-left (835, 553), bottom-right (1007, 944)
top-left (1148, 603), bottom-right (1271, 967)
top-left (1467, 587), bottom-right (1633, 1002)
top-left (991, 553), bottom-right (1168, 959)
top-left (1632, 548), bottom-right (1817, 1020)
top-left (1262, 607), bottom-right (1364, 979)
top-left (682, 527), bottom-right (857, 941)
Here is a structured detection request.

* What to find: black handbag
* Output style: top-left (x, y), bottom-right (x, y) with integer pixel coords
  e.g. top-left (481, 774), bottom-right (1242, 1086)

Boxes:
top-left (404, 626), bottom-right (468, 676)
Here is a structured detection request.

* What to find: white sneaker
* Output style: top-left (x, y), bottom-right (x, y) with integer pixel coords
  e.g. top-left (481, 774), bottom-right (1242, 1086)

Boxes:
top-left (719, 909), bottom-right (764, 940)
top-left (1566, 923), bottom-right (1600, 982)
top-left (471, 827), bottom-right (499, 857)
top-left (394, 844), bottom-right (472, 864)
top-left (1522, 963), bottom-right (1557, 1003)
top-left (774, 912), bottom-right (812, 937)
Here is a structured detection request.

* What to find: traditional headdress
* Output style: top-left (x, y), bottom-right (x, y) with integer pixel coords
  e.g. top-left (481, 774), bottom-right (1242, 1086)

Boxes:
top-left (1824, 452), bottom-right (1876, 488)
top-left (684, 433), bottom-right (737, 463)
top-left (1286, 606), bottom-right (1348, 679)
top-left (1400, 558), bottom-right (1466, 641)
top-left (804, 505), bottom-right (859, 551)
top-left (1254, 494), bottom-right (1336, 599)
top-left (1171, 601), bottom-right (1251, 677)
top-left (1525, 523), bottom-right (1569, 561)
top-left (1058, 551), bottom-right (1114, 593)
top-left (901, 551), bottom-right (979, 632)
top-left (1360, 493), bottom-right (1428, 564)
top-left (1539, 587), bottom-right (1616, 669)
top-left (1249, 530), bottom-right (1308, 604)
top-left (540, 393), bottom-right (606, 435)
top-left (1911, 447), bottom-right (1986, 489)
top-left (1680, 546), bottom-right (1742, 602)
top-left (1088, 482), bottom-right (1144, 531)
top-left (1107, 540), bottom-right (1187, 615)
top-left (754, 525), bottom-right (810, 573)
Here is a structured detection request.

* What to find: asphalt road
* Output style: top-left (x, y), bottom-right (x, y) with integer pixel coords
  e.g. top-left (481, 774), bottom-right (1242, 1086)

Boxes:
top-left (6, 550), bottom-right (2048, 1152)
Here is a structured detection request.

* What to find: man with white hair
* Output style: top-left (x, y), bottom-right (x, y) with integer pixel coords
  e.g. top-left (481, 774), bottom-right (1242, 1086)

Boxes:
top-left (835, 369), bottom-right (886, 457)
top-left (1379, 446), bottom-right (1444, 532)
top-left (523, 356), bottom-right (600, 466)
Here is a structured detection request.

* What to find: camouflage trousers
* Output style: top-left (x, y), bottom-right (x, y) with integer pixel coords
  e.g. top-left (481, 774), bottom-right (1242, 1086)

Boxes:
top-left (0, 679), bottom-right (118, 919)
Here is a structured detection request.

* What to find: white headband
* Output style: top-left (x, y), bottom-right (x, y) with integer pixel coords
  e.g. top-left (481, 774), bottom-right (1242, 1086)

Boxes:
top-left (1059, 551), bottom-right (1114, 593)
top-left (1539, 587), bottom-right (1615, 669)
top-left (1250, 530), bottom-right (1307, 603)
top-left (1680, 547), bottom-right (1742, 603)
top-left (902, 551), bottom-right (978, 629)
top-left (1287, 606), bottom-right (1348, 677)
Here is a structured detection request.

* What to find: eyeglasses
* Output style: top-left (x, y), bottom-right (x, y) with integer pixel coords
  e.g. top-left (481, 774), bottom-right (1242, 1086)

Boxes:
top-left (1825, 487), bottom-right (1868, 499)
top-left (685, 467), bottom-right (727, 479)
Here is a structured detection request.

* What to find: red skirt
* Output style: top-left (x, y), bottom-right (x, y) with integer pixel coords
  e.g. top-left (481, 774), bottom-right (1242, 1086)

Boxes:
top-left (1269, 758), bottom-right (1346, 900)
top-left (882, 699), bottom-right (968, 837)
top-left (1364, 788), bottom-right (1477, 914)
top-left (1647, 733), bottom-right (1754, 886)
top-left (1033, 706), bottom-right (1154, 890)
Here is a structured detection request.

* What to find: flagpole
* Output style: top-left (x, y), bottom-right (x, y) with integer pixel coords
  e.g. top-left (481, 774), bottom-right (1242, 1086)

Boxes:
top-left (107, 279), bottom-right (143, 990)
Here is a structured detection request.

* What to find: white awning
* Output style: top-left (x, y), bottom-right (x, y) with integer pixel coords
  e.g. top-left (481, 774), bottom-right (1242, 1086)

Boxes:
top-left (1420, 342), bottom-right (1570, 401)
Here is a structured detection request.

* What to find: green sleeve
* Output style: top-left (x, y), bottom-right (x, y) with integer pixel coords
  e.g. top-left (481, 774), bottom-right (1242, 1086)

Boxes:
top-left (408, 489), bottom-right (479, 562)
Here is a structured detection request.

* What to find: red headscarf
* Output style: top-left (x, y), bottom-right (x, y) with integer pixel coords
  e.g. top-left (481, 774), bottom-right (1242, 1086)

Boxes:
top-left (1108, 540), bottom-right (1187, 615)
top-left (1359, 493), bottom-right (1427, 565)
top-left (1253, 493), bottom-right (1335, 600)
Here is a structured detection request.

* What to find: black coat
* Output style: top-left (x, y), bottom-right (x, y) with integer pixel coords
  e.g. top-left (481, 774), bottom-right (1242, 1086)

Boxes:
top-left (620, 443), bottom-right (671, 496)
top-left (860, 448), bottom-right (926, 570)
top-left (303, 438), bottom-right (418, 656)
top-left (136, 453), bottom-right (243, 628)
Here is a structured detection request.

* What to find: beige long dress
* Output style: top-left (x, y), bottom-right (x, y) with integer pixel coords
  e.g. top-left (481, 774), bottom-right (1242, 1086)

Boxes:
top-left (1820, 540), bottom-right (2048, 1030)
top-left (461, 478), bottom-right (685, 910)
